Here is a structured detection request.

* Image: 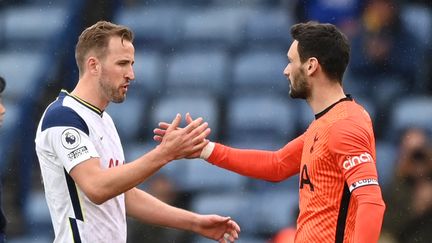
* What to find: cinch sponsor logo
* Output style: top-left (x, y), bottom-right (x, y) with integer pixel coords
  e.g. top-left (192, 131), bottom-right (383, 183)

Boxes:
top-left (349, 178), bottom-right (379, 192)
top-left (343, 152), bottom-right (373, 171)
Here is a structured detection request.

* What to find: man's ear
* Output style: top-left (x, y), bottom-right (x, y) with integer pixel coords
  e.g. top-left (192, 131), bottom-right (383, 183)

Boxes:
top-left (87, 57), bottom-right (100, 75)
top-left (306, 57), bottom-right (319, 75)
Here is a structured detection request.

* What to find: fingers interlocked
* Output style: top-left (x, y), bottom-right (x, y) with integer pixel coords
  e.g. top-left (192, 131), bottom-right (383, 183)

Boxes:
top-left (160, 114), bottom-right (211, 160)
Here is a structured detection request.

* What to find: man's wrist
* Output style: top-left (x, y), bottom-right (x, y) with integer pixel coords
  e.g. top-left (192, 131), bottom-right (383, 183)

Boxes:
top-left (153, 145), bottom-right (174, 165)
top-left (200, 142), bottom-right (215, 160)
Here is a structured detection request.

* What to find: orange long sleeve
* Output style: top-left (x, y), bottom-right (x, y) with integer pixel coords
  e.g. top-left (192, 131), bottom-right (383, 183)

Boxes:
top-left (207, 135), bottom-right (304, 182)
top-left (352, 185), bottom-right (386, 243)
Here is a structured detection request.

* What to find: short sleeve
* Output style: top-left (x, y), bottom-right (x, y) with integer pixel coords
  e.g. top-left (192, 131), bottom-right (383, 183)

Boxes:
top-left (41, 105), bottom-right (99, 172)
top-left (328, 119), bottom-right (379, 192)
top-left (47, 126), bottom-right (100, 172)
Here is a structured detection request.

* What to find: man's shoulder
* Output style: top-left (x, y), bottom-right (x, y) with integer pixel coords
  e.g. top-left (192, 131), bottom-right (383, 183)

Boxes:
top-left (41, 98), bottom-right (89, 135)
top-left (328, 100), bottom-right (372, 127)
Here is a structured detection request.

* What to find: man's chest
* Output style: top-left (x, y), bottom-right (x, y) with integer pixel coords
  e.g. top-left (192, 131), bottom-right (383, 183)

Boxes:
top-left (87, 119), bottom-right (124, 169)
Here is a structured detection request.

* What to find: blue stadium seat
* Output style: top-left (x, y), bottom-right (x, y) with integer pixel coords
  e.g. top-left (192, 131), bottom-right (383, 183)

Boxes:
top-left (150, 95), bottom-right (220, 139)
top-left (246, 190), bottom-right (298, 234)
top-left (106, 95), bottom-right (147, 142)
top-left (180, 7), bottom-right (250, 48)
top-left (190, 192), bottom-right (252, 229)
top-left (372, 76), bottom-right (412, 106)
top-left (24, 191), bottom-right (53, 236)
top-left (130, 50), bottom-right (164, 97)
top-left (191, 190), bottom-right (297, 239)
top-left (26, 0), bottom-right (68, 4)
top-left (401, 4), bottom-right (432, 49)
top-left (344, 74), bottom-right (411, 105)
top-left (0, 51), bottom-right (45, 101)
top-left (0, 101), bottom-right (20, 135)
top-left (376, 141), bottom-right (397, 189)
top-left (174, 158), bottom-right (247, 192)
top-left (114, 5), bottom-right (183, 48)
top-left (0, 10), bottom-right (4, 48)
top-left (226, 96), bottom-right (297, 143)
top-left (342, 71), bottom-right (368, 97)
top-left (211, 0), bottom-right (277, 7)
top-left (389, 96), bottom-right (432, 140)
top-left (2, 5), bottom-right (67, 50)
top-left (297, 100), bottom-right (314, 132)
top-left (8, 235), bottom-right (53, 243)
top-left (232, 49), bottom-right (288, 96)
top-left (244, 8), bottom-right (293, 46)
top-left (0, 102), bottom-right (20, 172)
top-left (165, 49), bottom-right (229, 97)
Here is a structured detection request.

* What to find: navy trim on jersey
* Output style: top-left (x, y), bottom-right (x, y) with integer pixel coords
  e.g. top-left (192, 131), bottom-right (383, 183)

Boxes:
top-left (64, 169), bottom-right (84, 221)
top-left (335, 183), bottom-right (351, 243)
top-left (69, 217), bottom-right (82, 243)
top-left (41, 92), bottom-right (89, 135)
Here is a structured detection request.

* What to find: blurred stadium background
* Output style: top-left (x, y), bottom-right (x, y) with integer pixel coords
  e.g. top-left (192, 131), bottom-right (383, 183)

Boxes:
top-left (0, 0), bottom-right (431, 242)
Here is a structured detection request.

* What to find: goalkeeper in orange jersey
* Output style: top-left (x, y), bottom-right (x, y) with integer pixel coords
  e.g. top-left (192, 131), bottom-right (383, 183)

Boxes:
top-left (154, 21), bottom-right (386, 243)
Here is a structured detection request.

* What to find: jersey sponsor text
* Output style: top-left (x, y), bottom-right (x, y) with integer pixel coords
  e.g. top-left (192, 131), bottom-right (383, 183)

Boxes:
top-left (67, 146), bottom-right (89, 161)
top-left (343, 152), bottom-right (373, 171)
top-left (349, 178), bottom-right (379, 192)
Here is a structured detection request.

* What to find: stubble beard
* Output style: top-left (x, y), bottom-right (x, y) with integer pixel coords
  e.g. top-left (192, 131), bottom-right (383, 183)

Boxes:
top-left (99, 70), bottom-right (126, 104)
top-left (289, 68), bottom-right (310, 100)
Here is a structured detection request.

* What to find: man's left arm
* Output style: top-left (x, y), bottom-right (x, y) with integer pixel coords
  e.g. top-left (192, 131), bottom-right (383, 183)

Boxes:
top-left (352, 185), bottom-right (385, 243)
top-left (125, 187), bottom-right (240, 242)
top-left (329, 119), bottom-right (385, 242)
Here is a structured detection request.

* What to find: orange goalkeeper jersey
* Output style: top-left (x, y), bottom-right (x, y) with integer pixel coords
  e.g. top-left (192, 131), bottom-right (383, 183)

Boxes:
top-left (207, 97), bottom-right (384, 242)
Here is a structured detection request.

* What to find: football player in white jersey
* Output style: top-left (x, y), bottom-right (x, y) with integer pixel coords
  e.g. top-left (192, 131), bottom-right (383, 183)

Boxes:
top-left (35, 21), bottom-right (240, 243)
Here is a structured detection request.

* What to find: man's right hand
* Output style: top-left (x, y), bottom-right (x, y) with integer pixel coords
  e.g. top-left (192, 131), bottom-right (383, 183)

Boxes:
top-left (154, 113), bottom-right (210, 159)
top-left (155, 113), bottom-right (211, 161)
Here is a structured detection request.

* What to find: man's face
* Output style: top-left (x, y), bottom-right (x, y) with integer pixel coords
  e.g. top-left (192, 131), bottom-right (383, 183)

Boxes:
top-left (283, 40), bottom-right (310, 99)
top-left (98, 36), bottom-right (135, 103)
top-left (0, 97), bottom-right (5, 128)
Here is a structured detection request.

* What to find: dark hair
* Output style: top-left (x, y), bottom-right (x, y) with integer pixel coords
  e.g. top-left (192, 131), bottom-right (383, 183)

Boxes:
top-left (0, 76), bottom-right (5, 93)
top-left (290, 21), bottom-right (350, 82)
top-left (75, 21), bottom-right (134, 76)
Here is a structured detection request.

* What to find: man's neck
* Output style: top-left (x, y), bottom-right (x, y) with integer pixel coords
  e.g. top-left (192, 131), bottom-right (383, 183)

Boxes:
top-left (306, 81), bottom-right (346, 115)
top-left (70, 78), bottom-right (109, 111)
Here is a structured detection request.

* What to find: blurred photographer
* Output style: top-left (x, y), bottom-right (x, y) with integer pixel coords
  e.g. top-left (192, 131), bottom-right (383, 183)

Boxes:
top-left (382, 127), bottom-right (432, 243)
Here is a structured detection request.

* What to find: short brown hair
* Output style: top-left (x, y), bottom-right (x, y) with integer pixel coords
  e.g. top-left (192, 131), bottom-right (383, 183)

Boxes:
top-left (291, 21), bottom-right (350, 82)
top-left (75, 21), bottom-right (134, 75)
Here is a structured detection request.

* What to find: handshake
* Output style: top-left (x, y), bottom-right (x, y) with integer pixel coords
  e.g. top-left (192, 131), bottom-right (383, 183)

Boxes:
top-left (152, 113), bottom-right (240, 243)
top-left (152, 112), bottom-right (214, 162)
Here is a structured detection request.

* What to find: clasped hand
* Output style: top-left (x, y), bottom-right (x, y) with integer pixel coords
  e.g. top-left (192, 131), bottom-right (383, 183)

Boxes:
top-left (155, 113), bottom-right (210, 160)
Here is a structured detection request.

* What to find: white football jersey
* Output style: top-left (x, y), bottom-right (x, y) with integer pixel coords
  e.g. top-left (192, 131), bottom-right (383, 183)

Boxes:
top-left (35, 90), bottom-right (127, 243)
